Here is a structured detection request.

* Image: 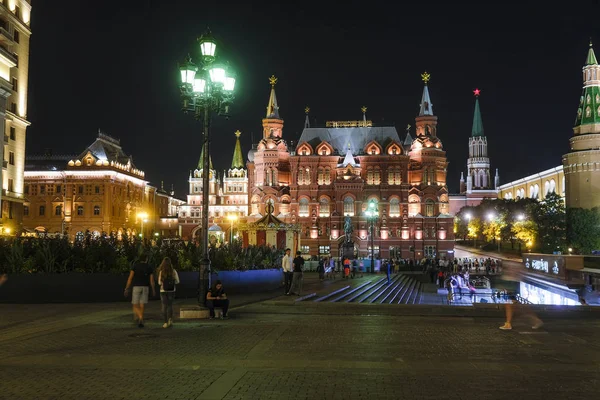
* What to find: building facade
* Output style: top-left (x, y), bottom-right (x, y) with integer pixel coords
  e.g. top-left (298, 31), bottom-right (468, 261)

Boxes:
top-left (497, 166), bottom-right (564, 202)
top-left (0, 0), bottom-right (31, 235)
top-left (23, 131), bottom-right (180, 240)
top-left (179, 130), bottom-right (249, 242)
top-left (247, 74), bottom-right (455, 260)
top-left (563, 43), bottom-right (600, 209)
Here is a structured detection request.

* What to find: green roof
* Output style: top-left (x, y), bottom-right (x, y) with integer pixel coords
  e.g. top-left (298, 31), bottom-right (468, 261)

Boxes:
top-left (231, 134), bottom-right (244, 169)
top-left (575, 85), bottom-right (600, 126)
top-left (198, 142), bottom-right (213, 170)
top-left (587, 45), bottom-right (598, 65)
top-left (471, 97), bottom-right (484, 137)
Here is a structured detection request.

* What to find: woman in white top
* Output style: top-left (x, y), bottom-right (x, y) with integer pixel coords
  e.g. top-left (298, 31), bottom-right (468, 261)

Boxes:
top-left (157, 257), bottom-right (180, 328)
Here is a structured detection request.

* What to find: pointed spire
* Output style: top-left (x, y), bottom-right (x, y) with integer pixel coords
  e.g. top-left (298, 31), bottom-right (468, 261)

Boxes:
top-left (419, 72), bottom-right (433, 116)
top-left (460, 172), bottom-right (465, 182)
top-left (304, 107), bottom-right (310, 128)
top-left (403, 124), bottom-right (414, 146)
top-left (231, 130), bottom-right (244, 169)
top-left (361, 106), bottom-right (367, 122)
top-left (170, 184), bottom-right (174, 196)
top-left (198, 142), bottom-right (213, 170)
top-left (266, 75), bottom-right (280, 118)
top-left (587, 39), bottom-right (598, 65)
top-left (471, 88), bottom-right (484, 137)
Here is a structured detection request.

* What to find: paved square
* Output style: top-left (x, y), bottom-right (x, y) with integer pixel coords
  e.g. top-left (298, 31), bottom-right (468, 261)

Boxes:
top-left (0, 300), bottom-right (599, 399)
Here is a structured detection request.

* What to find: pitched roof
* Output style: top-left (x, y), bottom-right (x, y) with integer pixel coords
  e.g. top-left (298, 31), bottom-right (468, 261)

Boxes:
top-left (471, 97), bottom-right (485, 137)
top-left (297, 126), bottom-right (401, 155)
top-left (77, 133), bottom-right (137, 168)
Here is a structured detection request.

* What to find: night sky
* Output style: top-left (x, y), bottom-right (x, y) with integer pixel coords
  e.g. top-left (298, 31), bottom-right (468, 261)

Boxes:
top-left (27, 0), bottom-right (598, 197)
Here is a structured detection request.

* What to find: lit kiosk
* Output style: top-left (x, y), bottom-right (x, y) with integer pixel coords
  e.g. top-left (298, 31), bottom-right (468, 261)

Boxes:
top-left (238, 201), bottom-right (301, 251)
top-left (178, 29), bottom-right (236, 319)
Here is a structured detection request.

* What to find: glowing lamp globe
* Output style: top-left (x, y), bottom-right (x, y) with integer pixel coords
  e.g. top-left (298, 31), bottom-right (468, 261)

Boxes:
top-left (224, 75), bottom-right (236, 92)
top-left (198, 30), bottom-right (217, 59)
top-left (193, 77), bottom-right (206, 93)
top-left (179, 60), bottom-right (197, 85)
top-left (209, 64), bottom-right (226, 84)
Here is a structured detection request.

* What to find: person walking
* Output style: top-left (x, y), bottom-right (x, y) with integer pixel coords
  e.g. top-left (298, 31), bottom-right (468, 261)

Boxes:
top-left (157, 257), bottom-right (180, 329)
top-left (499, 294), bottom-right (543, 330)
top-left (317, 258), bottom-right (325, 281)
top-left (124, 254), bottom-right (156, 328)
top-left (287, 251), bottom-right (305, 295)
top-left (282, 248), bottom-right (294, 295)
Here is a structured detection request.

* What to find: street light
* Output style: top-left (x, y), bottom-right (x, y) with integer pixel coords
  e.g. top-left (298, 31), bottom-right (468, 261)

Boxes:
top-left (227, 214), bottom-right (238, 244)
top-left (137, 212), bottom-right (148, 239)
top-left (179, 28), bottom-right (236, 306)
top-left (365, 200), bottom-right (379, 273)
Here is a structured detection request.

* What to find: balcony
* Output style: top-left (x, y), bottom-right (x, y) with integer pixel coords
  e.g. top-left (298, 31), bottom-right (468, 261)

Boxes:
top-left (0, 25), bottom-right (13, 44)
top-left (0, 44), bottom-right (15, 67)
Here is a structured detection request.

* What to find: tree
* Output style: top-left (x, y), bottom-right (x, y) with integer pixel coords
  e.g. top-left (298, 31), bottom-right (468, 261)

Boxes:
top-left (468, 218), bottom-right (482, 241)
top-left (567, 207), bottom-right (600, 254)
top-left (513, 220), bottom-right (538, 250)
top-left (532, 191), bottom-right (566, 253)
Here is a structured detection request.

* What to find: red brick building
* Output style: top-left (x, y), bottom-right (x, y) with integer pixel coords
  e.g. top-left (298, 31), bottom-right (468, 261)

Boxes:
top-left (246, 74), bottom-right (454, 260)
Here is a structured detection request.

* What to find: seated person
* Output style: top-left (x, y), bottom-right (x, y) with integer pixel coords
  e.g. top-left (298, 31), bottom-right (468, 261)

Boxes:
top-left (206, 280), bottom-right (229, 319)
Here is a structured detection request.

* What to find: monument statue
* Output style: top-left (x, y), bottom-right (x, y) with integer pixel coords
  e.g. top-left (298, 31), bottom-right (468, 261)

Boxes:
top-left (344, 216), bottom-right (353, 243)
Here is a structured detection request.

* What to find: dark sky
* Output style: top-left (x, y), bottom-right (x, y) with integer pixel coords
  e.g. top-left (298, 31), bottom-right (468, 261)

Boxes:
top-left (27, 0), bottom-right (598, 197)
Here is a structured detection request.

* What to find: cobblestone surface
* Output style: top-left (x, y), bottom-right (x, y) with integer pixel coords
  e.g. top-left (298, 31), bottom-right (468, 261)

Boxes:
top-left (1, 299), bottom-right (599, 399)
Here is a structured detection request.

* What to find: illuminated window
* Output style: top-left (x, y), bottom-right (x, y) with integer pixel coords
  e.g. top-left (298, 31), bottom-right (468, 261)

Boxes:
top-left (425, 200), bottom-right (435, 217)
top-left (299, 198), bottom-right (309, 217)
top-left (324, 168), bottom-right (331, 185)
top-left (319, 198), bottom-right (330, 217)
top-left (367, 168), bottom-right (374, 184)
top-left (586, 106), bottom-right (591, 117)
top-left (343, 196), bottom-right (354, 216)
top-left (423, 168), bottom-right (428, 184)
top-left (93, 205), bottom-right (100, 216)
top-left (389, 198), bottom-right (400, 217)
top-left (77, 206), bottom-right (84, 216)
top-left (300, 245), bottom-right (310, 254)
top-left (319, 245), bottom-right (330, 255)
top-left (317, 168), bottom-right (324, 185)
top-left (374, 168), bottom-right (381, 184)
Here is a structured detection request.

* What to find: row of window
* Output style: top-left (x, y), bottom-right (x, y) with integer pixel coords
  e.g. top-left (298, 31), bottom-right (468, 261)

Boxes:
top-left (24, 205), bottom-right (102, 217)
top-left (25, 184), bottom-right (104, 196)
top-left (298, 197), bottom-right (437, 217)
top-left (293, 167), bottom-right (433, 186)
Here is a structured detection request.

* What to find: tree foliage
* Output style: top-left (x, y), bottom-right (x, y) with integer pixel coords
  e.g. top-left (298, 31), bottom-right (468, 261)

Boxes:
top-left (566, 207), bottom-right (600, 254)
top-left (0, 236), bottom-right (284, 274)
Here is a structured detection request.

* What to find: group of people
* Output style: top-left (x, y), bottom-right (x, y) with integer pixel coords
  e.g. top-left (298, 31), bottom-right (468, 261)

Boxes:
top-left (282, 248), bottom-right (305, 295)
top-left (124, 254), bottom-right (229, 328)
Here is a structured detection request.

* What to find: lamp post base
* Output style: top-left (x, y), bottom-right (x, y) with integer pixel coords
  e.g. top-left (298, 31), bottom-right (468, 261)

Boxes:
top-left (198, 257), bottom-right (211, 306)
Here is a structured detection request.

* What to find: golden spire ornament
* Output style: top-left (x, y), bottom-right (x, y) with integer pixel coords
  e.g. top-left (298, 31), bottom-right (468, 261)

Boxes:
top-left (421, 71), bottom-right (431, 83)
top-left (234, 130), bottom-right (241, 137)
top-left (361, 106), bottom-right (367, 114)
top-left (305, 106), bottom-right (310, 114)
top-left (269, 75), bottom-right (278, 86)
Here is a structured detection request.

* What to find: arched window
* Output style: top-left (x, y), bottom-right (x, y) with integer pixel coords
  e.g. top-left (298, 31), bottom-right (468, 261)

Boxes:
top-left (388, 168), bottom-right (394, 185)
top-left (77, 205), bottom-right (84, 216)
top-left (423, 168), bottom-right (428, 184)
top-left (94, 205), bottom-right (101, 216)
top-left (544, 181), bottom-right (550, 196)
top-left (343, 196), bottom-right (354, 216)
top-left (550, 179), bottom-right (556, 193)
top-left (297, 169), bottom-right (303, 185)
top-left (374, 168), bottom-right (381, 184)
top-left (55, 205), bottom-right (62, 216)
top-left (299, 198), bottom-right (309, 217)
top-left (319, 198), bottom-right (330, 217)
top-left (317, 168), bottom-right (324, 185)
top-left (324, 168), bottom-right (331, 185)
top-left (430, 168), bottom-right (436, 185)
top-left (425, 199), bottom-right (435, 217)
top-left (529, 186), bottom-right (535, 198)
top-left (367, 167), bottom-right (374, 185)
top-left (389, 198), bottom-right (400, 217)
top-left (395, 168), bottom-right (402, 184)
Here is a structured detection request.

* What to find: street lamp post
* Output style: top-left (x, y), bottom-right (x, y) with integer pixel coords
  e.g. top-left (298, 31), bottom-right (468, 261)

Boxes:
top-left (137, 212), bottom-right (148, 239)
top-left (179, 29), bottom-right (236, 306)
top-left (365, 200), bottom-right (378, 273)
top-left (227, 214), bottom-right (238, 244)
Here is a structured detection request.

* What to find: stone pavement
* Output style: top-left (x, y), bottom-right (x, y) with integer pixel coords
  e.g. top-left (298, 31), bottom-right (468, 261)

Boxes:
top-left (1, 291), bottom-right (600, 399)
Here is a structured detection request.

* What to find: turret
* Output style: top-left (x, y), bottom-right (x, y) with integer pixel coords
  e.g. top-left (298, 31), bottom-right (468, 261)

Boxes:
top-left (466, 89), bottom-right (491, 189)
top-left (415, 71), bottom-right (438, 138)
top-left (262, 75), bottom-right (284, 139)
top-left (230, 130), bottom-right (244, 170)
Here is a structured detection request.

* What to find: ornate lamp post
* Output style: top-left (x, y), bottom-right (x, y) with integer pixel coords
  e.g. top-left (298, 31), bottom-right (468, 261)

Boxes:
top-left (227, 214), bottom-right (238, 244)
top-left (137, 212), bottom-right (148, 239)
top-left (179, 29), bottom-right (236, 306)
top-left (365, 200), bottom-right (379, 273)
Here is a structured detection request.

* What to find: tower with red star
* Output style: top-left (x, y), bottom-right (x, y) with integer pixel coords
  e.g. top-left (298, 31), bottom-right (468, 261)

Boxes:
top-left (460, 89), bottom-right (499, 194)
